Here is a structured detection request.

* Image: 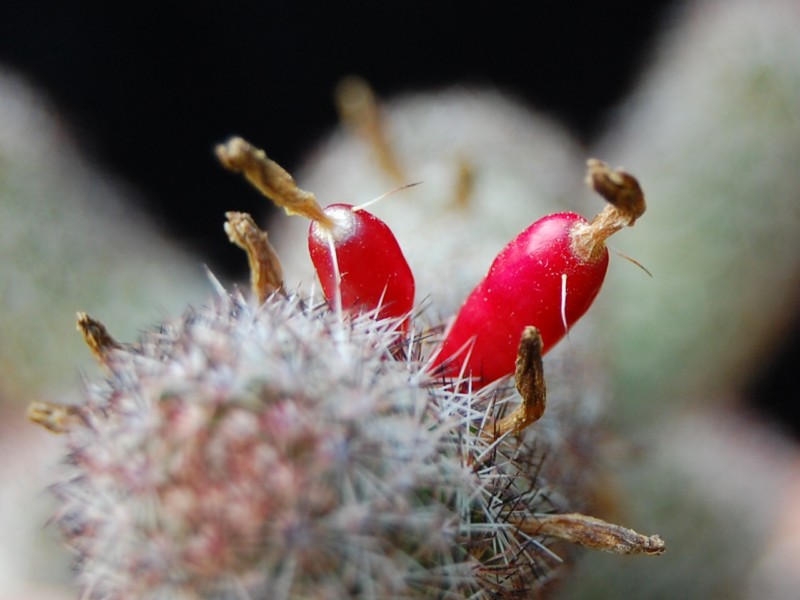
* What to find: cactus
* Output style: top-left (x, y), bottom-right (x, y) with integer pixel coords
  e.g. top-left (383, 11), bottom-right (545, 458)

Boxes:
top-left (33, 150), bottom-right (663, 599)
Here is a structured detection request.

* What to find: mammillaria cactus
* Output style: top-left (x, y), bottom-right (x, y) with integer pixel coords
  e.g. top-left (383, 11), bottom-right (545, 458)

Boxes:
top-left (30, 143), bottom-right (662, 598)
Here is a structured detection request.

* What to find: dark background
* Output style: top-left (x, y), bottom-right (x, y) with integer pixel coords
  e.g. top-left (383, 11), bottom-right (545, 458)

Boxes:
top-left (0, 1), bottom-right (678, 273)
top-left (2, 0), bottom-right (798, 433)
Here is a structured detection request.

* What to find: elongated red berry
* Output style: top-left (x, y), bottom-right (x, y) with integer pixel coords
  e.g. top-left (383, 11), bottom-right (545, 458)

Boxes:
top-left (309, 204), bottom-right (415, 321)
top-left (215, 137), bottom-right (415, 321)
top-left (430, 212), bottom-right (607, 384)
top-left (431, 159), bottom-right (645, 387)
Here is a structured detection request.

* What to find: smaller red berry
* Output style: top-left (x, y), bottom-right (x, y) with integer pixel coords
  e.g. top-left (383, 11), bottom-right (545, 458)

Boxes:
top-left (216, 137), bottom-right (415, 321)
top-left (308, 204), bottom-right (415, 321)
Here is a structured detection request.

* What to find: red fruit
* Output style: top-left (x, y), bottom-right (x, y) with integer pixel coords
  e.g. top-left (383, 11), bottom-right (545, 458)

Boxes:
top-left (430, 212), bottom-right (608, 386)
top-left (430, 159), bottom-right (646, 387)
top-left (308, 203), bottom-right (415, 321)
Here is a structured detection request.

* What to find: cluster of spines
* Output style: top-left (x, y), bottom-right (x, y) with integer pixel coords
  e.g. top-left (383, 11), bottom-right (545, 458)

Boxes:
top-left (49, 289), bottom-right (587, 598)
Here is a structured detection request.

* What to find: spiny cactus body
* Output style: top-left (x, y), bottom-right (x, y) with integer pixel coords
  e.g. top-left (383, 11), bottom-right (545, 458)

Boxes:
top-left (52, 289), bottom-right (602, 598)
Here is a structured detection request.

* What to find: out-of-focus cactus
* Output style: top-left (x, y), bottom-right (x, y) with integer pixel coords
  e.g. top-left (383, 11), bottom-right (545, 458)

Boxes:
top-left (556, 0), bottom-right (800, 598)
top-left (274, 83), bottom-right (588, 312)
top-left (0, 69), bottom-right (207, 408)
top-left (0, 69), bottom-right (208, 598)
top-left (594, 0), bottom-right (800, 421)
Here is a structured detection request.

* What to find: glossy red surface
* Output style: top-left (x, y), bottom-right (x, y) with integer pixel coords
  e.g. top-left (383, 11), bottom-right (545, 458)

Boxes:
top-left (430, 212), bottom-right (608, 386)
top-left (308, 203), bottom-right (415, 321)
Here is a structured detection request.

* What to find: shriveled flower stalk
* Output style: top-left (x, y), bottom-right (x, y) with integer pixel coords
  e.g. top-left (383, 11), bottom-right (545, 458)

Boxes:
top-left (30, 146), bottom-right (663, 599)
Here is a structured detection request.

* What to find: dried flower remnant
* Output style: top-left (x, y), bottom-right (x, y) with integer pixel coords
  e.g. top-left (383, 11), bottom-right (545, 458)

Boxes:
top-left (515, 513), bottom-right (665, 556)
top-left (27, 400), bottom-right (83, 434)
top-left (336, 76), bottom-right (406, 183)
top-left (224, 211), bottom-right (284, 302)
top-left (216, 136), bottom-right (333, 227)
top-left (76, 311), bottom-right (121, 364)
top-left (489, 325), bottom-right (547, 438)
top-left (571, 160), bottom-right (646, 261)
